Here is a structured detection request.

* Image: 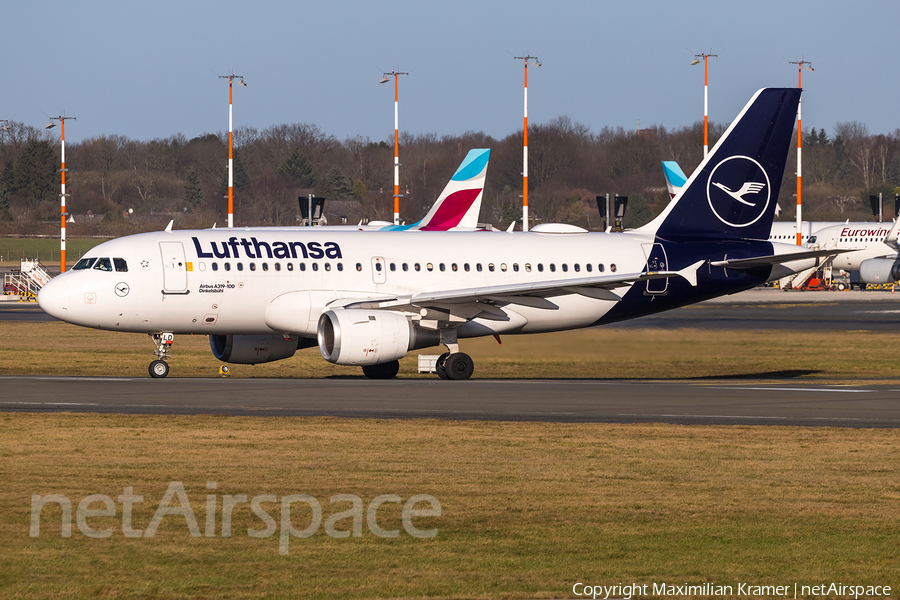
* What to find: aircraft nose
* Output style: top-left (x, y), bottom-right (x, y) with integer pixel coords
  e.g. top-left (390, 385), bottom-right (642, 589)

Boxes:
top-left (37, 277), bottom-right (69, 321)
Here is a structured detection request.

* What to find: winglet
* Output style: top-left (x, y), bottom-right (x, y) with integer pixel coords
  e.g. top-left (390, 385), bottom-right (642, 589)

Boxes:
top-left (165, 220), bottom-right (174, 233)
top-left (506, 221), bottom-right (516, 232)
top-left (676, 260), bottom-right (703, 287)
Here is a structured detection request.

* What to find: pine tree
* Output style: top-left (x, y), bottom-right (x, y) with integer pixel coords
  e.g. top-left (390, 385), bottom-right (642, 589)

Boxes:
top-left (0, 160), bottom-right (14, 211)
top-left (183, 167), bottom-right (203, 209)
top-left (352, 178), bottom-right (367, 199)
top-left (888, 153), bottom-right (900, 188)
top-left (13, 140), bottom-right (56, 208)
top-left (322, 166), bottom-right (352, 199)
top-left (277, 148), bottom-right (316, 187)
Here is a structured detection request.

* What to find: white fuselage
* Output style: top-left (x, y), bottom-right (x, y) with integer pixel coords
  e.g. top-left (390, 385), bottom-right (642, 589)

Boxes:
top-left (769, 221), bottom-right (896, 271)
top-left (39, 228), bottom-right (656, 339)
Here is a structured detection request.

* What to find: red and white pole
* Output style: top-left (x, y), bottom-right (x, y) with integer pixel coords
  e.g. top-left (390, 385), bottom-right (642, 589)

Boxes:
top-left (393, 73), bottom-right (400, 225)
top-left (219, 73), bottom-right (246, 228)
top-left (51, 116), bottom-right (75, 272)
top-left (515, 55), bottom-right (539, 231)
top-left (60, 118), bottom-right (67, 272)
top-left (227, 77), bottom-right (234, 228)
top-left (523, 59), bottom-right (529, 232)
top-left (693, 53), bottom-right (716, 159)
top-left (703, 55), bottom-right (709, 158)
top-left (380, 70), bottom-right (408, 225)
top-left (790, 60), bottom-right (812, 246)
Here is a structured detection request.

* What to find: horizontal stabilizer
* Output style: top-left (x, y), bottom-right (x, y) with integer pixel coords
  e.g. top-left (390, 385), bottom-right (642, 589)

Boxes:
top-left (710, 248), bottom-right (850, 270)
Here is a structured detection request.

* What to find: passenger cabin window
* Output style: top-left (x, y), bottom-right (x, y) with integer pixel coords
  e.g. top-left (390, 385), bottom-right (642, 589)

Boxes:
top-left (113, 258), bottom-right (128, 272)
top-left (73, 258), bottom-right (96, 270)
top-left (212, 263), bottom-right (219, 272)
top-left (93, 258), bottom-right (113, 272)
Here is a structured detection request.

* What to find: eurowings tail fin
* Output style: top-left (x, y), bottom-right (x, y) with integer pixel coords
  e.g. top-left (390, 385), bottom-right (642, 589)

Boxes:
top-left (662, 161), bottom-right (688, 198)
top-left (416, 149), bottom-right (490, 231)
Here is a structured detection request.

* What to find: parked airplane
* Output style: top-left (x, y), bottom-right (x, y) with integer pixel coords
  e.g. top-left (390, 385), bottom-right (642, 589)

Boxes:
top-left (662, 159), bottom-right (899, 278)
top-left (323, 148), bottom-right (491, 231)
top-left (40, 88), bottom-right (827, 381)
top-left (662, 161), bottom-right (687, 199)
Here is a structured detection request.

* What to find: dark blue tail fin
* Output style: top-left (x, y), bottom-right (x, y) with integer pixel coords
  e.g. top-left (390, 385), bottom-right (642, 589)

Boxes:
top-left (641, 88), bottom-right (800, 241)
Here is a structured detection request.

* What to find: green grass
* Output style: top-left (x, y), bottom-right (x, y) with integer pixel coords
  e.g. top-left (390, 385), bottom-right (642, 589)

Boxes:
top-left (0, 237), bottom-right (105, 267)
top-left (2, 415), bottom-right (898, 599)
top-left (3, 321), bottom-right (900, 381)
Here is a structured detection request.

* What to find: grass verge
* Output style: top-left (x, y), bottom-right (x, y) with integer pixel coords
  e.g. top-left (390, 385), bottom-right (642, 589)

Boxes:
top-left (1, 414), bottom-right (898, 599)
top-left (3, 321), bottom-right (900, 380)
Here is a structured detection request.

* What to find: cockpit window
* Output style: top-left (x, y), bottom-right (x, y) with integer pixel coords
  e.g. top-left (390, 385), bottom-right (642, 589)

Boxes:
top-left (113, 258), bottom-right (128, 272)
top-left (93, 257), bottom-right (113, 272)
top-left (73, 258), bottom-right (97, 270)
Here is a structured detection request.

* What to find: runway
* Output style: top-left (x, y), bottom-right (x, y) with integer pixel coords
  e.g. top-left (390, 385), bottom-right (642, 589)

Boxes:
top-left (5, 288), bottom-right (900, 329)
top-left (4, 289), bottom-right (899, 426)
top-left (2, 376), bottom-right (898, 427)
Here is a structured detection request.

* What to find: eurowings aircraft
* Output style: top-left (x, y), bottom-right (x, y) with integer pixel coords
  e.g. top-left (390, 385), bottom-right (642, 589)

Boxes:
top-left (39, 88), bottom-right (826, 380)
top-left (317, 148), bottom-right (491, 232)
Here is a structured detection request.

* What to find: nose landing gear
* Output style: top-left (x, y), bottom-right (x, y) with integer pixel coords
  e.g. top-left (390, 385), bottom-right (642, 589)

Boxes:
top-left (148, 332), bottom-right (174, 378)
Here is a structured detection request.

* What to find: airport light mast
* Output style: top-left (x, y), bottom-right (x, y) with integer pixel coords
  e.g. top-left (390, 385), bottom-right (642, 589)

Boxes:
top-left (47, 116), bottom-right (75, 272)
top-left (514, 55), bottom-right (541, 231)
top-left (380, 70), bottom-right (409, 225)
top-left (789, 59), bottom-right (813, 246)
top-left (691, 52), bottom-right (717, 158)
top-left (219, 73), bottom-right (247, 229)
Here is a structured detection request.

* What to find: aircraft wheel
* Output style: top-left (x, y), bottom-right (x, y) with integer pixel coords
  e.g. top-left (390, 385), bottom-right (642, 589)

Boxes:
top-left (445, 353), bottom-right (474, 380)
top-left (435, 353), bottom-right (450, 380)
top-left (149, 360), bottom-right (170, 379)
top-left (362, 360), bottom-right (400, 380)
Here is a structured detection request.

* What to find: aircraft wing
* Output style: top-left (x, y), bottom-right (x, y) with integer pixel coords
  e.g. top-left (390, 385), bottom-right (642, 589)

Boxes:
top-left (709, 248), bottom-right (850, 270)
top-left (345, 261), bottom-right (703, 313)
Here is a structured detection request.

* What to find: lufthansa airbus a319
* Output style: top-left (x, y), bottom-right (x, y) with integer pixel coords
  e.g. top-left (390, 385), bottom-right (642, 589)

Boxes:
top-left (39, 88), bottom-right (831, 380)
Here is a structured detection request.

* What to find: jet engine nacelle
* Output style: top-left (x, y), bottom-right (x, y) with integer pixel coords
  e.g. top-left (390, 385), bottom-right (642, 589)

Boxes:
top-left (209, 334), bottom-right (301, 365)
top-left (318, 309), bottom-right (424, 366)
top-left (859, 258), bottom-right (900, 284)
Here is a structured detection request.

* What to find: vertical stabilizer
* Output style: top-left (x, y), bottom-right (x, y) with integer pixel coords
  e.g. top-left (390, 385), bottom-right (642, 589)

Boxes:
top-left (639, 88), bottom-right (800, 241)
top-left (662, 161), bottom-right (688, 198)
top-left (416, 149), bottom-right (490, 231)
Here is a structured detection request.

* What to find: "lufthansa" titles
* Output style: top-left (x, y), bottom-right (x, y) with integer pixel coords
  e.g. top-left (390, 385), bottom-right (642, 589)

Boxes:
top-left (192, 237), bottom-right (342, 260)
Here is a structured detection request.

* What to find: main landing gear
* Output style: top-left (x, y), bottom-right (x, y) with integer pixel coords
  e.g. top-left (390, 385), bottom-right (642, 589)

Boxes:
top-left (435, 352), bottom-right (474, 380)
top-left (435, 328), bottom-right (474, 381)
top-left (148, 332), bottom-right (174, 378)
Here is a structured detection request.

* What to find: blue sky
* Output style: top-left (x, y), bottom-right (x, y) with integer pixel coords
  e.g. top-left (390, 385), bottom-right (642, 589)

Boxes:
top-left (4, 0), bottom-right (897, 144)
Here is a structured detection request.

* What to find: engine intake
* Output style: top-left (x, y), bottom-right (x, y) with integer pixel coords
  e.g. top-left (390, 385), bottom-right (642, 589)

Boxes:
top-left (318, 309), bottom-right (419, 366)
top-left (210, 334), bottom-right (305, 364)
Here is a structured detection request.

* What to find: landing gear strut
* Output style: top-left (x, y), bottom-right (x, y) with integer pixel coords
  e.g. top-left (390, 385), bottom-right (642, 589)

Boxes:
top-left (148, 332), bottom-right (174, 378)
top-left (435, 328), bottom-right (474, 380)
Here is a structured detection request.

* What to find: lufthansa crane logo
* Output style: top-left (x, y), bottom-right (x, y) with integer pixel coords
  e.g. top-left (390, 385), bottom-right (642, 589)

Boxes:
top-left (706, 155), bottom-right (771, 228)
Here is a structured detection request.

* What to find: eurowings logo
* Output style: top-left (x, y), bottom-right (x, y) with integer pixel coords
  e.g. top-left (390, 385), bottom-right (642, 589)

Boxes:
top-left (706, 155), bottom-right (771, 228)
